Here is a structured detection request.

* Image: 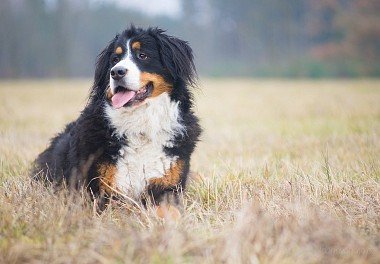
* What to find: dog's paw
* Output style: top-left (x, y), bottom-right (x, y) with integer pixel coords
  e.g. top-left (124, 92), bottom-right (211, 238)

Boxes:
top-left (188, 171), bottom-right (203, 183)
top-left (155, 204), bottom-right (181, 221)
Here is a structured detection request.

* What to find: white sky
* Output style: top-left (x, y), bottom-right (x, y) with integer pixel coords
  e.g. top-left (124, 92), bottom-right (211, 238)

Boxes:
top-left (96, 0), bottom-right (182, 17)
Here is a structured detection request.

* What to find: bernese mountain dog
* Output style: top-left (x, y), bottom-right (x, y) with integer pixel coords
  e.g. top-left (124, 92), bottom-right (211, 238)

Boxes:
top-left (33, 26), bottom-right (201, 214)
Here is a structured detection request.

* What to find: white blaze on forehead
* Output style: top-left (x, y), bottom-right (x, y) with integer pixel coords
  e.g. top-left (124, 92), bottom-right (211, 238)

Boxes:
top-left (110, 39), bottom-right (141, 92)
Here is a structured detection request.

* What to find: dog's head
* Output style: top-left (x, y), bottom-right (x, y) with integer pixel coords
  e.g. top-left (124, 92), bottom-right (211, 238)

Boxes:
top-left (92, 26), bottom-right (196, 109)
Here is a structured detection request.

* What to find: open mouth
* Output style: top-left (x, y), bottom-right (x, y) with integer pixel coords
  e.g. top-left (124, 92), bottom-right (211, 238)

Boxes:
top-left (111, 82), bottom-right (153, 109)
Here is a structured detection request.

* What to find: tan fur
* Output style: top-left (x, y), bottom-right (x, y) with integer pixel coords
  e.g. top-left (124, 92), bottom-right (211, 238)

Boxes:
top-left (140, 72), bottom-right (172, 97)
top-left (132, 41), bottom-right (141, 50)
top-left (156, 204), bottom-right (181, 220)
top-left (188, 171), bottom-right (203, 183)
top-left (97, 163), bottom-right (117, 194)
top-left (106, 86), bottom-right (113, 100)
top-left (115, 46), bottom-right (123, 54)
top-left (148, 160), bottom-right (183, 189)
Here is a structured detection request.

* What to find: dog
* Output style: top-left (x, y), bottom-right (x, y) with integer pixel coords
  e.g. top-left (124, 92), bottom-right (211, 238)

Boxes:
top-left (33, 26), bottom-right (201, 214)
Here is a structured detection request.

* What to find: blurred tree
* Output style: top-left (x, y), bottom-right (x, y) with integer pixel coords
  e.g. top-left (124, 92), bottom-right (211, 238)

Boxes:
top-left (307, 0), bottom-right (380, 76)
top-left (342, 0), bottom-right (380, 75)
top-left (0, 0), bottom-right (379, 78)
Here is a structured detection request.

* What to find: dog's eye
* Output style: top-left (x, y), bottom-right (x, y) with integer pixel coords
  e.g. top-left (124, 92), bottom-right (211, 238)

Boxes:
top-left (112, 57), bottom-right (120, 64)
top-left (138, 52), bottom-right (148, 60)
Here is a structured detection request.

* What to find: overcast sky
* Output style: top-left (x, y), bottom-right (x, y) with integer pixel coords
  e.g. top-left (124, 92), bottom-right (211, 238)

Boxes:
top-left (95, 0), bottom-right (182, 17)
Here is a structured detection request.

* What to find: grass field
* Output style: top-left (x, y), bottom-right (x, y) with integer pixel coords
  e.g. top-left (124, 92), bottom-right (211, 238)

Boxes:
top-left (0, 79), bottom-right (379, 263)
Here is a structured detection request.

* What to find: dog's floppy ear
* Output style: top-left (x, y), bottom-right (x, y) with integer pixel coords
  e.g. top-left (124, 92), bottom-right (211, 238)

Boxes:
top-left (94, 35), bottom-right (118, 90)
top-left (153, 30), bottom-right (197, 86)
top-left (89, 35), bottom-right (118, 102)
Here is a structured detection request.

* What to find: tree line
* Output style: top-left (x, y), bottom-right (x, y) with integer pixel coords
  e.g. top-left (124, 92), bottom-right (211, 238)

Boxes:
top-left (0, 0), bottom-right (379, 78)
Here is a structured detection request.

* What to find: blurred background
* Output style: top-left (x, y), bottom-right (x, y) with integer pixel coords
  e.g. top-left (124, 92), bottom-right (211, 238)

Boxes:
top-left (0, 0), bottom-right (379, 79)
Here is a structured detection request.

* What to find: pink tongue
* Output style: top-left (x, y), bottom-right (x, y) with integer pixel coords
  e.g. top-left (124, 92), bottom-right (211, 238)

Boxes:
top-left (111, 90), bottom-right (136, 109)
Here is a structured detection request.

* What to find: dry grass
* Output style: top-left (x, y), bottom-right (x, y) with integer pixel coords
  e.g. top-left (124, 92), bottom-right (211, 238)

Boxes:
top-left (0, 79), bottom-right (379, 263)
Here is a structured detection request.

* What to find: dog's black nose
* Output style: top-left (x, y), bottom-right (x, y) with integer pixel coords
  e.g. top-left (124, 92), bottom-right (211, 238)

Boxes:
top-left (110, 66), bottom-right (127, 80)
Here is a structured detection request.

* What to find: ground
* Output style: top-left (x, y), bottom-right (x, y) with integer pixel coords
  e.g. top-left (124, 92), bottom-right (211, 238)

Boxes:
top-left (0, 79), bottom-right (379, 263)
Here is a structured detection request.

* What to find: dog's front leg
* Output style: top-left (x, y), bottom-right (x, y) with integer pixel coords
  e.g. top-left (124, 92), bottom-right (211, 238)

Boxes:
top-left (145, 159), bottom-right (185, 220)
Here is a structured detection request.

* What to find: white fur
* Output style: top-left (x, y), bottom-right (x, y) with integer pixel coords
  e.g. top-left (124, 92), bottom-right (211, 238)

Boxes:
top-left (110, 39), bottom-right (141, 93)
top-left (105, 93), bottom-right (184, 198)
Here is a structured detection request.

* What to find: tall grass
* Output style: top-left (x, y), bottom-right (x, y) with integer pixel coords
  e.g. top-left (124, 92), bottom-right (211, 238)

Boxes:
top-left (1, 79), bottom-right (379, 263)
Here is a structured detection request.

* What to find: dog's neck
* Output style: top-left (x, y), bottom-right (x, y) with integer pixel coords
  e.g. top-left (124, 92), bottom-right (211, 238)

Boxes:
top-left (105, 92), bottom-right (184, 145)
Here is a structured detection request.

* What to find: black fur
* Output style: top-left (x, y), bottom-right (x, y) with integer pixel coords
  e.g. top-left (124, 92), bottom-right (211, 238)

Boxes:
top-left (33, 26), bottom-right (201, 208)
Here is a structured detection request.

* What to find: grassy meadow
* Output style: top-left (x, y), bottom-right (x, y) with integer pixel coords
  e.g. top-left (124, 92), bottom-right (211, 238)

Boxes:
top-left (0, 79), bottom-right (379, 263)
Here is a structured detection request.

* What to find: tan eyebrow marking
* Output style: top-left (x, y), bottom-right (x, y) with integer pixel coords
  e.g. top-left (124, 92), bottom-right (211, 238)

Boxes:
top-left (115, 46), bottom-right (123, 54)
top-left (132, 41), bottom-right (141, 50)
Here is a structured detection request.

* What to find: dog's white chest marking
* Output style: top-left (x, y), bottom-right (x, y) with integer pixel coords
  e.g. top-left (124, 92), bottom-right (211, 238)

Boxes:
top-left (105, 93), bottom-right (184, 198)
